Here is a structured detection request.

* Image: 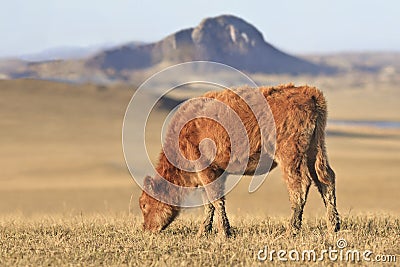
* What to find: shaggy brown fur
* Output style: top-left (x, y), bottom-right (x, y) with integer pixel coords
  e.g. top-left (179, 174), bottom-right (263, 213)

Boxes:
top-left (139, 84), bottom-right (340, 237)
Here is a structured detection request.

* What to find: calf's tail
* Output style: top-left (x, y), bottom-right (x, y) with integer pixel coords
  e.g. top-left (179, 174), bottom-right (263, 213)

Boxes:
top-left (312, 92), bottom-right (335, 185)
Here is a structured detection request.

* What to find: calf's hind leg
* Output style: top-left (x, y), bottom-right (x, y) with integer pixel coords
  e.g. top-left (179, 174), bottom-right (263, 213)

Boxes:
top-left (283, 158), bottom-right (312, 236)
top-left (311, 165), bottom-right (340, 232)
top-left (319, 180), bottom-right (340, 232)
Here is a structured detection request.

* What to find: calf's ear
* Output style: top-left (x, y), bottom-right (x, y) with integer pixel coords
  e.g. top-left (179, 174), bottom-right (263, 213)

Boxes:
top-left (143, 175), bottom-right (165, 196)
top-left (143, 175), bottom-right (155, 193)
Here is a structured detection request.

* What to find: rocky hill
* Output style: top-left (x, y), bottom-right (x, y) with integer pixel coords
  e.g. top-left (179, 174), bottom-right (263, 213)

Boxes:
top-left (87, 15), bottom-right (334, 75)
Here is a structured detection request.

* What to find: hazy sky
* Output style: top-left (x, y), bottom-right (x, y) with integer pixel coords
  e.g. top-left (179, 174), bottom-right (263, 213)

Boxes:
top-left (1, 0), bottom-right (399, 57)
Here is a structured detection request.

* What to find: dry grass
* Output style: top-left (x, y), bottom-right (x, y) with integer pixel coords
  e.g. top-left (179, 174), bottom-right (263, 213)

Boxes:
top-left (0, 214), bottom-right (398, 266)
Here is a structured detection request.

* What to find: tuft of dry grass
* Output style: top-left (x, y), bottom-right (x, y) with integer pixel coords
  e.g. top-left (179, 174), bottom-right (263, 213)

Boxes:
top-left (0, 214), bottom-right (398, 266)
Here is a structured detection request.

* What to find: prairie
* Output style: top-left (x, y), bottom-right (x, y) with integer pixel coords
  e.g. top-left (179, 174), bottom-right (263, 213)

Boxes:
top-left (0, 78), bottom-right (399, 265)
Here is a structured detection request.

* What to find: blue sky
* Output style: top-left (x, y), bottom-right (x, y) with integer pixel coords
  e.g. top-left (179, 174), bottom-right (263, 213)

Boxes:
top-left (1, 0), bottom-right (399, 57)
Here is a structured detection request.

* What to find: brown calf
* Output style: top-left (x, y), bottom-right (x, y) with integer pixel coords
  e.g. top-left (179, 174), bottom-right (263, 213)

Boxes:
top-left (139, 84), bottom-right (340, 237)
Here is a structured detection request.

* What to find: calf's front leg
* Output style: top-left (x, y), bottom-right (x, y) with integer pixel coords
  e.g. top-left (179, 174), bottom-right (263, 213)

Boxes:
top-left (212, 197), bottom-right (231, 238)
top-left (198, 168), bottom-right (231, 238)
top-left (197, 202), bottom-right (215, 236)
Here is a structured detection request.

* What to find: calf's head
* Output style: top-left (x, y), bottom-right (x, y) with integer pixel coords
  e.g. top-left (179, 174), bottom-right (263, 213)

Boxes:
top-left (139, 175), bottom-right (179, 232)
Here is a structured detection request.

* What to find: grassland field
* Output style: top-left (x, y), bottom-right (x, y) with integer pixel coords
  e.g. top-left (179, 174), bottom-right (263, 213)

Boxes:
top-left (0, 78), bottom-right (399, 266)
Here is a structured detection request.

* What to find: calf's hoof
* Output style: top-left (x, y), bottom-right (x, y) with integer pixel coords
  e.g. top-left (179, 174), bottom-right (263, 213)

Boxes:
top-left (196, 225), bottom-right (213, 237)
top-left (286, 226), bottom-right (301, 237)
top-left (328, 221), bottom-right (341, 233)
top-left (327, 213), bottom-right (341, 233)
top-left (217, 228), bottom-right (232, 239)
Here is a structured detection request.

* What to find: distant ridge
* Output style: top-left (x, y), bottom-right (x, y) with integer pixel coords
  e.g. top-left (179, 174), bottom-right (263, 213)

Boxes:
top-left (2, 15), bottom-right (345, 83)
top-left (87, 15), bottom-right (335, 75)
